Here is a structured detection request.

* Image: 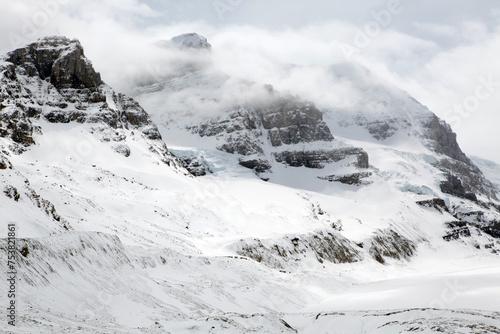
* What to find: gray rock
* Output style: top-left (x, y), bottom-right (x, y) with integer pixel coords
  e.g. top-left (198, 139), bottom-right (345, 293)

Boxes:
top-left (0, 104), bottom-right (39, 148)
top-left (4, 185), bottom-right (20, 201)
top-left (415, 198), bottom-right (449, 213)
top-left (368, 229), bottom-right (417, 264)
top-left (436, 159), bottom-right (497, 201)
top-left (274, 148), bottom-right (369, 169)
top-left (440, 173), bottom-right (478, 202)
top-left (192, 95), bottom-right (370, 179)
top-left (0, 37), bottom-right (179, 168)
top-left (480, 221), bottom-right (500, 239)
top-left (239, 159), bottom-right (272, 174)
top-left (230, 230), bottom-right (362, 269)
top-left (261, 99), bottom-right (334, 146)
top-left (217, 134), bottom-right (263, 156)
top-left (193, 95), bottom-right (334, 151)
top-left (6, 36), bottom-right (102, 90)
top-left (113, 144), bottom-right (131, 157)
top-left (0, 155), bottom-right (11, 169)
top-left (318, 172), bottom-right (372, 185)
top-left (180, 157), bottom-right (208, 176)
top-left (443, 221), bottom-right (471, 241)
top-left (424, 115), bottom-right (469, 164)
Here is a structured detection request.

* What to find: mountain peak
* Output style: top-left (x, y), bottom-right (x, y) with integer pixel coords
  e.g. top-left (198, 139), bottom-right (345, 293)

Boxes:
top-left (5, 35), bottom-right (102, 90)
top-left (170, 33), bottom-right (212, 49)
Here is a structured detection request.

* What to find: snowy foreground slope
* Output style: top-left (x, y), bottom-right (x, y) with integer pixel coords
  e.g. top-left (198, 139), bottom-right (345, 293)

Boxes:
top-left (0, 35), bottom-right (499, 333)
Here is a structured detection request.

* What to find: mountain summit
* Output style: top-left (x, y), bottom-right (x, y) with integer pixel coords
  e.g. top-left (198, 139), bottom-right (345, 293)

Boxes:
top-left (171, 32), bottom-right (212, 49)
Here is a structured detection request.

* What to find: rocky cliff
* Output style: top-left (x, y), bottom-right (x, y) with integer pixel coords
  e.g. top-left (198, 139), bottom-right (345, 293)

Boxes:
top-left (0, 36), bottom-right (183, 169)
top-left (192, 93), bottom-right (370, 181)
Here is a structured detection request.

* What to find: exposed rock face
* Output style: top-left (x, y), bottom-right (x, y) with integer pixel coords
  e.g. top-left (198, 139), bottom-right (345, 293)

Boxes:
top-left (194, 97), bottom-right (333, 149)
top-left (318, 172), bottom-right (372, 185)
top-left (5, 36), bottom-right (102, 90)
top-left (239, 159), bottom-right (271, 174)
top-left (180, 156), bottom-right (208, 176)
top-left (424, 115), bottom-right (469, 164)
top-left (4, 185), bottom-right (20, 201)
top-left (442, 203), bottom-right (500, 247)
top-left (342, 114), bottom-right (400, 141)
top-left (436, 159), bottom-right (497, 201)
top-left (443, 221), bottom-right (472, 241)
top-left (420, 115), bottom-right (497, 200)
top-left (440, 174), bottom-right (478, 202)
top-left (113, 144), bottom-right (131, 157)
top-left (443, 219), bottom-right (500, 253)
top-left (0, 36), bottom-right (180, 167)
top-left (0, 154), bottom-right (11, 169)
top-left (368, 229), bottom-right (417, 264)
top-left (197, 108), bottom-right (263, 156)
top-left (481, 221), bottom-right (500, 239)
top-left (0, 100), bottom-right (40, 149)
top-left (261, 99), bottom-right (334, 146)
top-left (230, 230), bottom-right (362, 269)
top-left (192, 95), bottom-right (368, 178)
top-left (274, 148), bottom-right (368, 169)
top-left (416, 198), bottom-right (449, 213)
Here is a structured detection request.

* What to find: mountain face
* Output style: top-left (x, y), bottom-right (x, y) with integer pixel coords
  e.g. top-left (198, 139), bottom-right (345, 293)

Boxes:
top-left (189, 93), bottom-right (369, 181)
top-left (2, 36), bottom-right (500, 333)
top-left (0, 36), bottom-right (181, 166)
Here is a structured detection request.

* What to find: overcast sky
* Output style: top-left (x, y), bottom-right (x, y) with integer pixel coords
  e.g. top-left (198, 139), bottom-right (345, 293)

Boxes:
top-left (1, 0), bottom-right (499, 163)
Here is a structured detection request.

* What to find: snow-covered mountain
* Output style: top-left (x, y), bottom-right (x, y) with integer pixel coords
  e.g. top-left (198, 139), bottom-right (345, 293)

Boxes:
top-left (1, 35), bottom-right (500, 333)
top-left (170, 33), bottom-right (212, 49)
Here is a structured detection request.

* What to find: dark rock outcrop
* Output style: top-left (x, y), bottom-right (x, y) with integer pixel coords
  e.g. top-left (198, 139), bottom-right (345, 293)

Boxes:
top-left (437, 159), bottom-right (497, 201)
top-left (368, 229), bottom-right (417, 264)
top-left (443, 221), bottom-right (471, 241)
top-left (365, 119), bottom-right (399, 141)
top-left (180, 156), bottom-right (208, 176)
top-left (261, 100), bottom-right (334, 146)
top-left (0, 103), bottom-right (40, 148)
top-left (192, 95), bottom-right (366, 177)
top-left (0, 154), bottom-right (10, 169)
top-left (480, 221), bottom-right (500, 239)
top-left (239, 159), bottom-right (271, 174)
top-left (0, 36), bottom-right (180, 168)
top-left (230, 230), bottom-right (362, 269)
top-left (113, 144), bottom-right (131, 157)
top-left (318, 172), bottom-right (372, 185)
top-left (195, 98), bottom-right (335, 153)
top-left (218, 134), bottom-right (263, 156)
top-left (440, 174), bottom-right (478, 202)
top-left (6, 36), bottom-right (102, 90)
top-left (416, 198), bottom-right (449, 213)
top-left (424, 115), bottom-right (469, 164)
top-left (4, 185), bottom-right (20, 201)
top-left (273, 148), bottom-right (368, 169)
